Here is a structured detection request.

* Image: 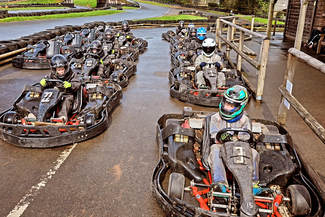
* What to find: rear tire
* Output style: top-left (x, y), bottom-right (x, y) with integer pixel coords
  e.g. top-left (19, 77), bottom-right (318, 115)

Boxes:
top-left (286, 184), bottom-right (311, 216)
top-left (168, 173), bottom-right (185, 200)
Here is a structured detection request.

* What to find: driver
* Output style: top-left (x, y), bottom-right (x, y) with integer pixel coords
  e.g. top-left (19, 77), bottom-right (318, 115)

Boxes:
top-left (88, 40), bottom-right (112, 77)
top-left (194, 38), bottom-right (225, 88)
top-left (39, 54), bottom-right (81, 122)
top-left (208, 86), bottom-right (261, 193)
top-left (104, 29), bottom-right (120, 58)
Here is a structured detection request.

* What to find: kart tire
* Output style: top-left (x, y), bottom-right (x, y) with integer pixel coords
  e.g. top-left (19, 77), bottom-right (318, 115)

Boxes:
top-left (168, 173), bottom-right (185, 200)
top-left (286, 184), bottom-right (311, 216)
top-left (84, 114), bottom-right (95, 127)
top-left (3, 111), bottom-right (20, 124)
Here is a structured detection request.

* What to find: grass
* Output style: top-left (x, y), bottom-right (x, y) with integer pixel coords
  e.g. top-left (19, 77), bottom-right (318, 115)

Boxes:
top-left (0, 9), bottom-right (124, 22)
top-left (123, 6), bottom-right (138, 9)
top-left (135, 0), bottom-right (170, 7)
top-left (137, 14), bottom-right (207, 21)
top-left (74, 0), bottom-right (96, 8)
top-left (241, 16), bottom-right (285, 25)
top-left (0, 0), bottom-right (61, 4)
top-left (0, 7), bottom-right (67, 10)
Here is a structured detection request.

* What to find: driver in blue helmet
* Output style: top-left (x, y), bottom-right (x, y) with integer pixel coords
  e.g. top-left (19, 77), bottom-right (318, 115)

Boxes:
top-left (39, 54), bottom-right (81, 122)
top-left (208, 85), bottom-right (263, 194)
top-left (196, 27), bottom-right (207, 42)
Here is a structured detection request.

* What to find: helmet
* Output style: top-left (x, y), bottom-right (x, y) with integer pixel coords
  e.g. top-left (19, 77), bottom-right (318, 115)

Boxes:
top-left (188, 23), bottom-right (195, 28)
top-left (81, 28), bottom-right (90, 38)
top-left (64, 32), bottom-right (74, 45)
top-left (178, 20), bottom-right (185, 29)
top-left (189, 27), bottom-right (197, 39)
top-left (122, 20), bottom-right (130, 32)
top-left (96, 25), bottom-right (104, 33)
top-left (50, 54), bottom-right (70, 79)
top-left (197, 27), bottom-right (206, 41)
top-left (105, 29), bottom-right (115, 42)
top-left (202, 38), bottom-right (216, 57)
top-left (180, 28), bottom-right (188, 37)
top-left (219, 85), bottom-right (249, 122)
top-left (89, 40), bottom-right (103, 55)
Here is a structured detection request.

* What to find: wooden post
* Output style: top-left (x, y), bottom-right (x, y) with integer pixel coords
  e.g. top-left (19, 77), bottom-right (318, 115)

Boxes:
top-left (277, 0), bottom-right (308, 125)
top-left (266, 0), bottom-right (275, 37)
top-left (226, 24), bottom-right (231, 59)
top-left (237, 30), bottom-right (244, 72)
top-left (250, 16), bottom-right (255, 38)
top-left (256, 38), bottom-right (270, 101)
top-left (216, 18), bottom-right (222, 51)
top-left (277, 53), bottom-right (297, 124)
top-left (294, 0), bottom-right (309, 50)
top-left (273, 18), bottom-right (277, 36)
top-left (231, 17), bottom-right (236, 41)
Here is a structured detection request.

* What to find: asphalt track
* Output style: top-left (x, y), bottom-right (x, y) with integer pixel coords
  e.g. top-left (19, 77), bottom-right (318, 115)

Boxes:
top-left (1, 3), bottom-right (325, 217)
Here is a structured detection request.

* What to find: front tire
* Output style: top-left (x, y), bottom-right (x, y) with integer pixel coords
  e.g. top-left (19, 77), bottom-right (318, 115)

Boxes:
top-left (286, 184), bottom-right (311, 216)
top-left (3, 111), bottom-right (20, 124)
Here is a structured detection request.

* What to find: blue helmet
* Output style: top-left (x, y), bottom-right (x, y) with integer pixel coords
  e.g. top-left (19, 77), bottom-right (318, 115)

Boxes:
top-left (197, 27), bottom-right (207, 41)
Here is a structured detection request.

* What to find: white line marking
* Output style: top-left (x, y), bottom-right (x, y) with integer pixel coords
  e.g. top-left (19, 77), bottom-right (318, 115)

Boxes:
top-left (165, 8), bottom-right (170, 15)
top-left (7, 143), bottom-right (77, 217)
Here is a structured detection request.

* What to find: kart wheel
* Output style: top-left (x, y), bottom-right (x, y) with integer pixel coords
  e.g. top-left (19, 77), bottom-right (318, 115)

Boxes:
top-left (3, 111), bottom-right (20, 124)
top-left (286, 184), bottom-right (311, 216)
top-left (168, 173), bottom-right (185, 200)
top-left (84, 114), bottom-right (95, 127)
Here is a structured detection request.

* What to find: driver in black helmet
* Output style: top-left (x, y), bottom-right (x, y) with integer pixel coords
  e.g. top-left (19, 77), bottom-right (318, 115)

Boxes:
top-left (88, 40), bottom-right (112, 77)
top-left (104, 29), bottom-right (120, 58)
top-left (176, 20), bottom-right (185, 35)
top-left (117, 20), bottom-right (134, 43)
top-left (39, 54), bottom-right (81, 122)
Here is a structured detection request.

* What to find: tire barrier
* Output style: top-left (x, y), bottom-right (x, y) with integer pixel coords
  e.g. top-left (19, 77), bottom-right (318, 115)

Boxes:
top-left (0, 7), bottom-right (108, 19)
top-left (0, 3), bottom-right (71, 8)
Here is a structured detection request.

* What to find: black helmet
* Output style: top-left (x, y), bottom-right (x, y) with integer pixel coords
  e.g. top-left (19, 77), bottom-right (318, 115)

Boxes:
top-left (96, 25), bottom-right (105, 33)
top-left (50, 54), bottom-right (70, 79)
top-left (189, 27), bottom-right (197, 39)
top-left (105, 29), bottom-right (115, 42)
top-left (122, 20), bottom-right (130, 32)
top-left (81, 28), bottom-right (90, 38)
top-left (89, 40), bottom-right (103, 55)
top-left (179, 20), bottom-right (185, 29)
top-left (64, 32), bottom-right (74, 45)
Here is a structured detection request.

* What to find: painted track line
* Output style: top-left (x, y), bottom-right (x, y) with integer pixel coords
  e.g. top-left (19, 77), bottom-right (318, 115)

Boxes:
top-left (7, 143), bottom-right (77, 217)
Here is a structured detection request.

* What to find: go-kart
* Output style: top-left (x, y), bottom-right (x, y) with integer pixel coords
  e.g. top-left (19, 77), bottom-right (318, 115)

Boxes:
top-left (162, 29), bottom-right (176, 42)
top-left (0, 79), bottom-right (122, 148)
top-left (108, 59), bottom-right (137, 88)
top-left (169, 62), bottom-right (244, 107)
top-left (131, 37), bottom-right (148, 53)
top-left (152, 107), bottom-right (324, 217)
top-left (12, 40), bottom-right (61, 69)
top-left (118, 35), bottom-right (139, 62)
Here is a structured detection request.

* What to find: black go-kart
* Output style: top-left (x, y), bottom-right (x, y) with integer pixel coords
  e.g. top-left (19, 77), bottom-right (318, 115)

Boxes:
top-left (169, 61), bottom-right (244, 107)
top-left (131, 37), bottom-right (148, 53)
top-left (12, 40), bottom-right (61, 69)
top-left (118, 35), bottom-right (139, 62)
top-left (0, 79), bottom-right (122, 148)
top-left (152, 107), bottom-right (324, 217)
top-left (108, 59), bottom-right (137, 88)
top-left (162, 30), bottom-right (176, 42)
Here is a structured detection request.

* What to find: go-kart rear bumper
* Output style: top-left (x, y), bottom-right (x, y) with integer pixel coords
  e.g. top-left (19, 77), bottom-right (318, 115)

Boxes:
top-left (12, 56), bottom-right (51, 69)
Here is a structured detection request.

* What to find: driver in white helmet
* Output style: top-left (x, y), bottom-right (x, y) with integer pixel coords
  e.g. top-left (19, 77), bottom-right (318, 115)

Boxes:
top-left (194, 38), bottom-right (225, 88)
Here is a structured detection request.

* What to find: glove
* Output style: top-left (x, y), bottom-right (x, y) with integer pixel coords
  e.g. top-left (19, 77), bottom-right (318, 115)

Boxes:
top-left (215, 62), bottom-right (221, 69)
top-left (199, 62), bottom-right (206, 68)
top-left (63, 81), bottom-right (71, 89)
top-left (40, 79), bottom-right (46, 87)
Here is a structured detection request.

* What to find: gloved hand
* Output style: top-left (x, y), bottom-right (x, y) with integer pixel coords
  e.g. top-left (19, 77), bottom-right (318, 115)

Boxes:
top-left (63, 81), bottom-right (71, 89)
top-left (40, 79), bottom-right (46, 87)
top-left (199, 62), bottom-right (206, 68)
top-left (215, 62), bottom-right (221, 69)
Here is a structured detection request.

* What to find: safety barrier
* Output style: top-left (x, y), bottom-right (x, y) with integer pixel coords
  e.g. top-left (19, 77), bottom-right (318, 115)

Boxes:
top-left (215, 16), bottom-right (270, 101)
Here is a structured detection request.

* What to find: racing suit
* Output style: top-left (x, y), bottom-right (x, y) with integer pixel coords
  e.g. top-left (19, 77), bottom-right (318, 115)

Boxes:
top-left (186, 38), bottom-right (203, 64)
top-left (42, 71), bottom-right (81, 120)
top-left (195, 52), bottom-right (225, 88)
top-left (208, 112), bottom-right (259, 187)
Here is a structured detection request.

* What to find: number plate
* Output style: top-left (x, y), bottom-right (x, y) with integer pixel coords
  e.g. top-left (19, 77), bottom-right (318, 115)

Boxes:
top-left (41, 92), bottom-right (53, 103)
top-left (86, 60), bottom-right (92, 67)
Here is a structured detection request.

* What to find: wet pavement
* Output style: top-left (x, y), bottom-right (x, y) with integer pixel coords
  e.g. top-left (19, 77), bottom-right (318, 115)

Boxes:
top-left (0, 3), bottom-right (325, 217)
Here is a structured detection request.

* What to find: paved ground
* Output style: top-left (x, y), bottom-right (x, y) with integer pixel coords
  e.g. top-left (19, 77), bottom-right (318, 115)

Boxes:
top-left (0, 2), bottom-right (325, 217)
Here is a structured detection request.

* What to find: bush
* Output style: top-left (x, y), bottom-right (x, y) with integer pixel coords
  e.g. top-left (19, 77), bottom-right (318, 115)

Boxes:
top-left (276, 11), bottom-right (284, 19)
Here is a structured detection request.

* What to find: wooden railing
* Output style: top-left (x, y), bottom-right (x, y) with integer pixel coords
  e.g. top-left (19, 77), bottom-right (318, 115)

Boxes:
top-left (215, 17), bottom-right (270, 101)
top-left (277, 48), bottom-right (325, 143)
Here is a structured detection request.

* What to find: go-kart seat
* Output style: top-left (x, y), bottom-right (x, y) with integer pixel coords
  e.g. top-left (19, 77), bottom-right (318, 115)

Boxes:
top-left (71, 86), bottom-right (83, 114)
top-left (46, 40), bottom-right (61, 59)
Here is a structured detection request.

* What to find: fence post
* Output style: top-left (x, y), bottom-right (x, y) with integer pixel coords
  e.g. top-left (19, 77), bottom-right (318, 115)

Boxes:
top-left (266, 0), bottom-right (275, 37)
top-left (237, 30), bottom-right (244, 72)
top-left (250, 15), bottom-right (255, 38)
top-left (226, 24), bottom-right (231, 59)
top-left (216, 18), bottom-right (222, 51)
top-left (256, 38), bottom-right (270, 101)
top-left (231, 16), bottom-right (236, 41)
top-left (273, 18), bottom-right (277, 36)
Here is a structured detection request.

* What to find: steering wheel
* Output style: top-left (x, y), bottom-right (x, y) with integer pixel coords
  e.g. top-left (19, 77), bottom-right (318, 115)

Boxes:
top-left (84, 53), bottom-right (100, 59)
top-left (216, 127), bottom-right (254, 144)
top-left (44, 79), bottom-right (66, 90)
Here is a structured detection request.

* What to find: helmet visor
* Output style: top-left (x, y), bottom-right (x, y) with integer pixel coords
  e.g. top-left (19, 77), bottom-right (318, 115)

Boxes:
top-left (203, 46), bottom-right (215, 55)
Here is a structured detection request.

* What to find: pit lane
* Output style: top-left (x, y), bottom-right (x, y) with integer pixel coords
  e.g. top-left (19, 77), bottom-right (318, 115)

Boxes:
top-left (1, 5), bottom-right (325, 217)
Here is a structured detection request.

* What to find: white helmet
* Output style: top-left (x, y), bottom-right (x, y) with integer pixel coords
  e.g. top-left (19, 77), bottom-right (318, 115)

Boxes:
top-left (202, 38), bottom-right (216, 57)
